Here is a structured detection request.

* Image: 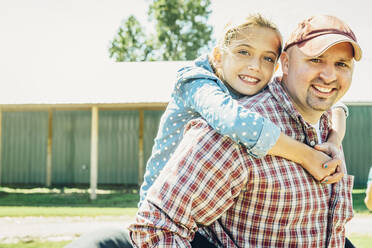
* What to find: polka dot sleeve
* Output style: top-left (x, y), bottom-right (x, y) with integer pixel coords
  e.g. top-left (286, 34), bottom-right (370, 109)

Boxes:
top-left (178, 79), bottom-right (281, 158)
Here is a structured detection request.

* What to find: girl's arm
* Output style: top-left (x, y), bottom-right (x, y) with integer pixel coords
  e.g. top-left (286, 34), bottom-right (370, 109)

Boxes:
top-left (313, 105), bottom-right (348, 183)
top-left (267, 133), bottom-right (340, 181)
top-left (179, 79), bottom-right (338, 181)
top-left (180, 79), bottom-right (280, 158)
top-left (328, 106), bottom-right (347, 147)
top-left (269, 105), bottom-right (348, 183)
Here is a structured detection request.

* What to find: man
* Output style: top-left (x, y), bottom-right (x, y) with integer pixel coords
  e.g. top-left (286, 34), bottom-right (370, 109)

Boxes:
top-left (129, 15), bottom-right (362, 247)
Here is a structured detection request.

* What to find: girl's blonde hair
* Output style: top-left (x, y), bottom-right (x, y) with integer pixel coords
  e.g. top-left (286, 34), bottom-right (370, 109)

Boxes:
top-left (215, 13), bottom-right (283, 57)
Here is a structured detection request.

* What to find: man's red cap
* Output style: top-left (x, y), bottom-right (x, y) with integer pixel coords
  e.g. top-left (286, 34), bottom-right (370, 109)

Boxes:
top-left (284, 15), bottom-right (362, 61)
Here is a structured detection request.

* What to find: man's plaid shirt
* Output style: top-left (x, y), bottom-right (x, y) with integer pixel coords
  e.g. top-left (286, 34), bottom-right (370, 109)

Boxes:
top-left (129, 78), bottom-right (354, 247)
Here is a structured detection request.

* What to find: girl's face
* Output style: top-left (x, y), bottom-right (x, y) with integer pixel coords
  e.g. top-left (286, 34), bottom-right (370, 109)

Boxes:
top-left (215, 26), bottom-right (281, 96)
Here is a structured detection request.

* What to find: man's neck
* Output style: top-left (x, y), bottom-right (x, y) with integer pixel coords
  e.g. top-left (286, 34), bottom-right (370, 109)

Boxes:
top-left (292, 104), bottom-right (323, 125)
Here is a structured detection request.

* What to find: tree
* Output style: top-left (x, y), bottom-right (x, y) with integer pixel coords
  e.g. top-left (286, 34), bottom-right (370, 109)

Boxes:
top-left (109, 0), bottom-right (213, 61)
top-left (109, 15), bottom-right (156, 62)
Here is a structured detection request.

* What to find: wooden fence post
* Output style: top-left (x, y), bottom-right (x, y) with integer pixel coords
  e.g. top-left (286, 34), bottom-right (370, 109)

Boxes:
top-left (90, 106), bottom-right (99, 200)
top-left (138, 109), bottom-right (144, 186)
top-left (46, 109), bottom-right (53, 187)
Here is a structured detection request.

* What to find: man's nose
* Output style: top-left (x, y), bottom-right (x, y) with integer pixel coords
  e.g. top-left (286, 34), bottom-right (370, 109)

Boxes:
top-left (319, 64), bottom-right (337, 83)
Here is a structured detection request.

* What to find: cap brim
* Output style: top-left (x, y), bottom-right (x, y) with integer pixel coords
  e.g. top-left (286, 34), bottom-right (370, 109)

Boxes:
top-left (297, 33), bottom-right (362, 61)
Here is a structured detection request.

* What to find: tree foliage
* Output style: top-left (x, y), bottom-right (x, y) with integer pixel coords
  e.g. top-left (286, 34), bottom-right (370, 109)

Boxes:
top-left (109, 0), bottom-right (213, 61)
top-left (109, 15), bottom-right (155, 61)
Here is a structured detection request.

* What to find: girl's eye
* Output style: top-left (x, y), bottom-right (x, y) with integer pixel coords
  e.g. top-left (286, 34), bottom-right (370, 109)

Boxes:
top-left (264, 56), bottom-right (275, 63)
top-left (310, 58), bottom-right (321, 63)
top-left (238, 50), bottom-right (250, 56)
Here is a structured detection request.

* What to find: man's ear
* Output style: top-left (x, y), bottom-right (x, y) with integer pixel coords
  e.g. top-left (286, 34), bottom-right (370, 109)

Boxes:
top-left (280, 52), bottom-right (289, 76)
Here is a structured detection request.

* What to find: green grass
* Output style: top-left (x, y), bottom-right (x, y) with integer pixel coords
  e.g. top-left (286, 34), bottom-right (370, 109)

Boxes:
top-left (348, 233), bottom-right (372, 248)
top-left (0, 206), bottom-right (138, 217)
top-left (0, 187), bottom-right (139, 207)
top-left (0, 186), bottom-right (139, 217)
top-left (351, 188), bottom-right (370, 214)
top-left (0, 186), bottom-right (370, 216)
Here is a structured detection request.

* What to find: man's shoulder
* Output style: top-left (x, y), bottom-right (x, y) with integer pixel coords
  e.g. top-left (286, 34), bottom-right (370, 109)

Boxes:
top-left (184, 118), bottom-right (235, 148)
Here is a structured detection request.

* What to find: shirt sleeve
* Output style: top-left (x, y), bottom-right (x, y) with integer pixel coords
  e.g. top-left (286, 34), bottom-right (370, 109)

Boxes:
top-left (179, 79), bottom-right (280, 158)
top-left (332, 101), bottom-right (349, 118)
top-left (129, 120), bottom-right (248, 247)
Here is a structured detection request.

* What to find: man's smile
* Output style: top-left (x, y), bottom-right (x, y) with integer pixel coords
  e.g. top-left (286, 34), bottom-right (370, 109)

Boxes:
top-left (310, 84), bottom-right (337, 97)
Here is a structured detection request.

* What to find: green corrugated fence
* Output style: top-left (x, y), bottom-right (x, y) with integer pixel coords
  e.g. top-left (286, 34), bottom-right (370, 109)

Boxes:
top-left (343, 105), bottom-right (372, 187)
top-left (0, 106), bottom-right (370, 187)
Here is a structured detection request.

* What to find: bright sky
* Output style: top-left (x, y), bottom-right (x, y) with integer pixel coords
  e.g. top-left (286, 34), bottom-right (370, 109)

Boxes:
top-left (1, 0), bottom-right (371, 103)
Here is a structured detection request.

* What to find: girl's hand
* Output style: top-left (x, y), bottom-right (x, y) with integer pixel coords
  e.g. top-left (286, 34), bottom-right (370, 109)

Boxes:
top-left (314, 142), bottom-right (345, 184)
top-left (301, 148), bottom-right (339, 182)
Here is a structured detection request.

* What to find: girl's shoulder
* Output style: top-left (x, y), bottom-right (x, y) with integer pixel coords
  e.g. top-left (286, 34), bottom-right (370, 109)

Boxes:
top-left (176, 54), bottom-right (219, 84)
top-left (176, 65), bottom-right (218, 84)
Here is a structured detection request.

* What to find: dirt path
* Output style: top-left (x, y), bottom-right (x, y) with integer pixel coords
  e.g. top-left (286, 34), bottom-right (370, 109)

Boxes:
top-left (345, 214), bottom-right (372, 235)
top-left (0, 216), bottom-right (135, 244)
top-left (0, 214), bottom-right (371, 244)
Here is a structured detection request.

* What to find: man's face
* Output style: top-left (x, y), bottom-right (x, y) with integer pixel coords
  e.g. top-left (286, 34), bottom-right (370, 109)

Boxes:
top-left (281, 42), bottom-right (354, 120)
